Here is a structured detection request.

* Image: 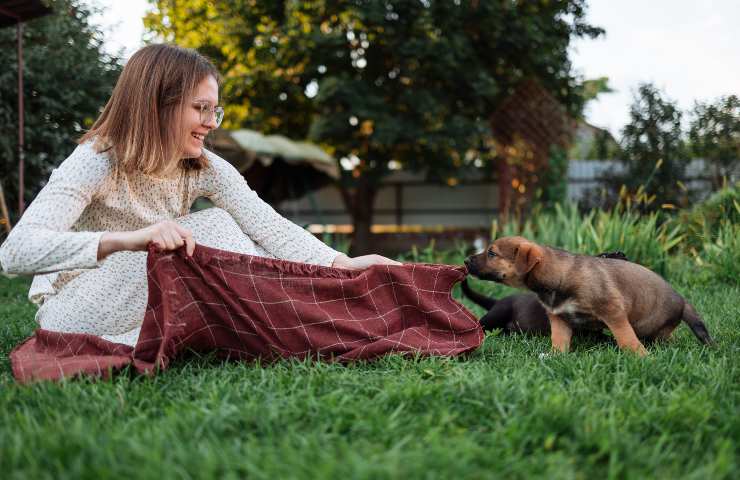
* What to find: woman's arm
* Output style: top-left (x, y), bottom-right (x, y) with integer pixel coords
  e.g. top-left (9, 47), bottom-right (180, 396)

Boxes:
top-left (199, 151), bottom-right (400, 268)
top-left (199, 152), bottom-right (342, 266)
top-left (0, 144), bottom-right (111, 275)
top-left (97, 221), bottom-right (196, 260)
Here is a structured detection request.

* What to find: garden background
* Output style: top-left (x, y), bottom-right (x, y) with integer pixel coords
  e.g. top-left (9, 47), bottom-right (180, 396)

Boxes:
top-left (0, 1), bottom-right (737, 478)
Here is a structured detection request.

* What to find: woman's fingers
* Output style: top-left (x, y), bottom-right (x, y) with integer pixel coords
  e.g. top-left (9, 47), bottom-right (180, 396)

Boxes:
top-left (171, 231), bottom-right (184, 250)
top-left (160, 223), bottom-right (194, 255)
top-left (362, 254), bottom-right (401, 266)
top-left (341, 254), bottom-right (403, 270)
top-left (133, 221), bottom-right (194, 255)
top-left (157, 231), bottom-right (176, 250)
top-left (174, 224), bottom-right (196, 256)
top-left (152, 223), bottom-right (180, 251)
top-left (374, 255), bottom-right (402, 266)
top-left (163, 228), bottom-right (179, 250)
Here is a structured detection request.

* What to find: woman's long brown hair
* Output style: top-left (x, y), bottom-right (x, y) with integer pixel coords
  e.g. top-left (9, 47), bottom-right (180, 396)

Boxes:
top-left (80, 44), bottom-right (219, 175)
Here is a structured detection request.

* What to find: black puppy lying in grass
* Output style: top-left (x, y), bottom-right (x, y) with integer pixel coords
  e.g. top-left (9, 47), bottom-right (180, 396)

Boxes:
top-left (462, 251), bottom-right (628, 335)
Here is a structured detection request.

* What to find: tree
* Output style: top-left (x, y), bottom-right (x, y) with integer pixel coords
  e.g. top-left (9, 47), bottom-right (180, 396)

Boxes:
top-left (618, 83), bottom-right (690, 209)
top-left (688, 95), bottom-right (740, 189)
top-left (145, 0), bottom-right (602, 253)
top-left (0, 0), bottom-right (122, 224)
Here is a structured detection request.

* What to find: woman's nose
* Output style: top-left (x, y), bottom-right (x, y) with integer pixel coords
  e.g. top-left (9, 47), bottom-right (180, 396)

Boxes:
top-left (202, 114), bottom-right (217, 129)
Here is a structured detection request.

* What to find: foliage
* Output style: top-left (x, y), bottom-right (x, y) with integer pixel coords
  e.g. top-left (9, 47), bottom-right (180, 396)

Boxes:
top-left (688, 95), bottom-right (740, 189)
top-left (670, 184), bottom-right (740, 286)
top-left (490, 202), bottom-right (682, 276)
top-left (396, 239), bottom-right (469, 266)
top-left (675, 183), bottom-right (740, 250)
top-left (489, 188), bottom-right (740, 283)
top-left (614, 83), bottom-right (691, 209)
top-left (586, 127), bottom-right (622, 159)
top-left (144, 0), bottom-right (603, 253)
top-left (0, 0), bottom-right (122, 223)
top-left (576, 76), bottom-right (614, 109)
top-left (538, 146), bottom-right (569, 207)
top-left (693, 221), bottom-right (740, 286)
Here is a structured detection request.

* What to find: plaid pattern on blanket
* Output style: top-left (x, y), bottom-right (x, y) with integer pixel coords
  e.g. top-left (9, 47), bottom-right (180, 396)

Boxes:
top-left (11, 244), bottom-right (483, 383)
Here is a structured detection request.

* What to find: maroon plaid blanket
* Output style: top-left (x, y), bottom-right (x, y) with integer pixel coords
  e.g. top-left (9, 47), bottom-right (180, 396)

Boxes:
top-left (11, 244), bottom-right (483, 383)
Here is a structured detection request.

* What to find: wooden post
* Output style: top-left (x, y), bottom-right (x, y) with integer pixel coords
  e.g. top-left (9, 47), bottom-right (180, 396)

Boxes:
top-left (18, 22), bottom-right (26, 216)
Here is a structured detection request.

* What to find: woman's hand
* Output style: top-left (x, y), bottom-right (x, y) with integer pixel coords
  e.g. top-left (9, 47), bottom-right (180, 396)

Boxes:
top-left (332, 253), bottom-right (402, 270)
top-left (97, 220), bottom-right (195, 261)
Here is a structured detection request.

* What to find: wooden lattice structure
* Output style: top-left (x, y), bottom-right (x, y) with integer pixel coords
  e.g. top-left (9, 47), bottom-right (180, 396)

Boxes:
top-left (489, 78), bottom-right (576, 219)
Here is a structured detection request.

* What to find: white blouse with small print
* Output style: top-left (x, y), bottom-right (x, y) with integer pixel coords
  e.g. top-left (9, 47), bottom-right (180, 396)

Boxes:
top-left (0, 142), bottom-right (340, 346)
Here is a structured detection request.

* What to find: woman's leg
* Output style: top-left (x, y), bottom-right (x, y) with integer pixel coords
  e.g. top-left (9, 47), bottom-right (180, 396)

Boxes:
top-left (35, 208), bottom-right (262, 346)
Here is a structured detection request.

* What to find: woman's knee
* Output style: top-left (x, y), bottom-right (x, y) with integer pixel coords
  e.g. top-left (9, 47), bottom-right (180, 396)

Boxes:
top-left (178, 208), bottom-right (239, 236)
top-left (179, 207), bottom-right (232, 226)
top-left (177, 207), bottom-right (254, 252)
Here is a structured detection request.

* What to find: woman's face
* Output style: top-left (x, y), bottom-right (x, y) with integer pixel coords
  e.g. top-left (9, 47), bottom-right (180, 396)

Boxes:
top-left (181, 75), bottom-right (219, 159)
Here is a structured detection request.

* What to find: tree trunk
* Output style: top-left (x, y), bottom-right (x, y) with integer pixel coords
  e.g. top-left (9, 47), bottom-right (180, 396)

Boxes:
top-left (339, 179), bottom-right (377, 256)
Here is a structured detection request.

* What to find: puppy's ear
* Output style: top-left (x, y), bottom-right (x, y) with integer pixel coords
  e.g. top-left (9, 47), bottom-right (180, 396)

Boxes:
top-left (514, 242), bottom-right (543, 275)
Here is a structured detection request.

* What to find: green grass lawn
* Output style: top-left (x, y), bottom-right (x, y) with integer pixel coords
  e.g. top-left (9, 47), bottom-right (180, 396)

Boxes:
top-left (1, 272), bottom-right (738, 479)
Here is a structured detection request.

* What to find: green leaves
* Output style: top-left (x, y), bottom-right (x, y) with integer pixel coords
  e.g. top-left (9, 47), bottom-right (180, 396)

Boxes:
top-left (688, 95), bottom-right (740, 189)
top-left (618, 83), bottom-right (691, 209)
top-left (0, 0), bottom-right (122, 223)
top-left (145, 0), bottom-right (601, 182)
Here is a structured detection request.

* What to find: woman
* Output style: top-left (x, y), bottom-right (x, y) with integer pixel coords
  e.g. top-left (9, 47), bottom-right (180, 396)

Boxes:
top-left (0, 43), bottom-right (399, 347)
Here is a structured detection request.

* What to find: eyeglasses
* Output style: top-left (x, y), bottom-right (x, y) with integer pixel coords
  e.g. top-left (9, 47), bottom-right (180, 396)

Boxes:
top-left (195, 102), bottom-right (224, 127)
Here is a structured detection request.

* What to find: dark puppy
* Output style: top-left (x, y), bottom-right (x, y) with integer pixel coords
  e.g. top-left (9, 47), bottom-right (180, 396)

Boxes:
top-left (464, 236), bottom-right (712, 355)
top-left (461, 251), bottom-right (629, 335)
top-left (461, 279), bottom-right (549, 334)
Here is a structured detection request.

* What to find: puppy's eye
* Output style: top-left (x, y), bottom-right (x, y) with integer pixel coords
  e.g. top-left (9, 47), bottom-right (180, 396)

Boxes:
top-left (487, 249), bottom-right (497, 258)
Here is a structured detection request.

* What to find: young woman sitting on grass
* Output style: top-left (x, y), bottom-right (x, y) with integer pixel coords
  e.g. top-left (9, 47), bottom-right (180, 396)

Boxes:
top-left (0, 43), bottom-right (400, 347)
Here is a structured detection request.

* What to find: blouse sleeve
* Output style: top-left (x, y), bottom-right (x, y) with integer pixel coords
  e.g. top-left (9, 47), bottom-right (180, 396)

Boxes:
top-left (0, 143), bottom-right (111, 275)
top-left (197, 150), bottom-right (340, 266)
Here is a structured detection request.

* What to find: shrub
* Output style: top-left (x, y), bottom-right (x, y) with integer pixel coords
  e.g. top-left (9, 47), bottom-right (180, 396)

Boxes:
top-left (491, 203), bottom-right (683, 275)
top-left (676, 183), bottom-right (740, 250)
top-left (694, 221), bottom-right (740, 286)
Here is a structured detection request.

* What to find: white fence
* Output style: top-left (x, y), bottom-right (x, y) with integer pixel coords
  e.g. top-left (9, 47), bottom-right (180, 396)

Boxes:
top-left (278, 159), bottom-right (737, 228)
top-left (566, 159), bottom-right (734, 202)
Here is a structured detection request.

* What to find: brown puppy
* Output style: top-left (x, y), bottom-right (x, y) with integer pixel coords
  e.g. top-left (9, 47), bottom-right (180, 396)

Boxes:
top-left (462, 251), bottom-right (630, 336)
top-left (464, 236), bottom-right (713, 355)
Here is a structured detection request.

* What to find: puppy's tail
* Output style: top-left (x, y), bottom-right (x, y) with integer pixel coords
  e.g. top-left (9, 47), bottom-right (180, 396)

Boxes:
top-left (461, 279), bottom-right (497, 310)
top-left (682, 302), bottom-right (713, 346)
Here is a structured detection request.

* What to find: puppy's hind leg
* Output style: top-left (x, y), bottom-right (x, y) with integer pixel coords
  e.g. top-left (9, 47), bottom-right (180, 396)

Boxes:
top-left (603, 311), bottom-right (649, 357)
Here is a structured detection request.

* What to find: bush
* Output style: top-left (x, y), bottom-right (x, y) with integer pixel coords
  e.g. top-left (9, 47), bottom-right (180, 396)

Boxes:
top-left (617, 83), bottom-right (692, 210)
top-left (676, 183), bottom-right (740, 250)
top-left (678, 185), bottom-right (740, 285)
top-left (693, 221), bottom-right (740, 286)
top-left (402, 192), bottom-right (739, 286)
top-left (491, 203), bottom-right (683, 275)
